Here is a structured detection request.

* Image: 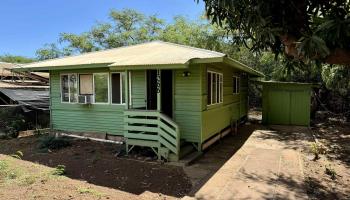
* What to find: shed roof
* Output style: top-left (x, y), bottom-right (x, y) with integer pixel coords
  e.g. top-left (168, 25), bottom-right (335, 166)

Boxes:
top-left (16, 41), bottom-right (264, 77)
top-left (0, 88), bottom-right (49, 110)
top-left (0, 62), bottom-right (21, 76)
top-left (0, 62), bottom-right (49, 79)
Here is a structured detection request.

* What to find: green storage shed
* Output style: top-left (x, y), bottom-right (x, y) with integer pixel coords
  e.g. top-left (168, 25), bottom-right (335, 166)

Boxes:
top-left (260, 81), bottom-right (313, 126)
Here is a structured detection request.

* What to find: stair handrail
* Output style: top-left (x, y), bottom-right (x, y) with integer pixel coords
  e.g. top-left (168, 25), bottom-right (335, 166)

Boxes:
top-left (124, 109), bottom-right (181, 155)
top-left (158, 112), bottom-right (180, 155)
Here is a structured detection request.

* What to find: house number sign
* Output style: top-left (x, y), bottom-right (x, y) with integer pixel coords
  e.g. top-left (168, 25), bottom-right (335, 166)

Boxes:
top-left (156, 70), bottom-right (161, 93)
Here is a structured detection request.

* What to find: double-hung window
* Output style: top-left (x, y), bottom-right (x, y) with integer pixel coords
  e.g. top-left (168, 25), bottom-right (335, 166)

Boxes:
top-left (61, 74), bottom-right (78, 103)
top-left (93, 73), bottom-right (109, 103)
top-left (207, 71), bottom-right (223, 105)
top-left (111, 72), bottom-right (126, 104)
top-left (232, 76), bottom-right (240, 94)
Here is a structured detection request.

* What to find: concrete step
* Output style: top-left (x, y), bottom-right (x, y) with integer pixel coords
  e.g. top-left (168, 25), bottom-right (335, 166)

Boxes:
top-left (179, 151), bottom-right (202, 166)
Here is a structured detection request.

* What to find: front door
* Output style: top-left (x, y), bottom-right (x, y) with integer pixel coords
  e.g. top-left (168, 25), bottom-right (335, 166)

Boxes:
top-left (161, 70), bottom-right (173, 118)
top-left (146, 70), bottom-right (173, 118)
top-left (146, 70), bottom-right (158, 110)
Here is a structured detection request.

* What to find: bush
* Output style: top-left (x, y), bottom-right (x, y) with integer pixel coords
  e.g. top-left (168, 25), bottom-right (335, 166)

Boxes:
top-left (52, 165), bottom-right (66, 176)
top-left (38, 136), bottom-right (71, 150)
top-left (310, 142), bottom-right (327, 160)
top-left (10, 151), bottom-right (24, 159)
top-left (0, 108), bottom-right (28, 138)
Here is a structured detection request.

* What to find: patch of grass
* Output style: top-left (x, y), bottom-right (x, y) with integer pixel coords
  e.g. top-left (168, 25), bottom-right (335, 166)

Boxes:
top-left (19, 175), bottom-right (36, 186)
top-left (77, 187), bottom-right (103, 198)
top-left (0, 160), bottom-right (19, 180)
top-left (52, 165), bottom-right (66, 176)
top-left (10, 150), bottom-right (23, 159)
top-left (38, 136), bottom-right (71, 150)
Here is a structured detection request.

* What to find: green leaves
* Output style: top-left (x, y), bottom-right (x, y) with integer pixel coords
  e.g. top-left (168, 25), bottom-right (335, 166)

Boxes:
top-left (35, 9), bottom-right (167, 60)
top-left (0, 54), bottom-right (35, 63)
top-left (200, 0), bottom-right (350, 64)
top-left (298, 35), bottom-right (330, 60)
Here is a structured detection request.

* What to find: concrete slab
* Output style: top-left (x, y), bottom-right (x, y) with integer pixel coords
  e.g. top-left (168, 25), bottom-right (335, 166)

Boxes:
top-left (185, 124), bottom-right (309, 200)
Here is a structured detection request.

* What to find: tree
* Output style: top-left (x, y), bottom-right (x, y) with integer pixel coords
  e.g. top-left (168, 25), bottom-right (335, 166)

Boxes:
top-left (0, 54), bottom-right (35, 63)
top-left (36, 43), bottom-right (66, 60)
top-left (36, 9), bottom-right (165, 58)
top-left (199, 0), bottom-right (350, 65)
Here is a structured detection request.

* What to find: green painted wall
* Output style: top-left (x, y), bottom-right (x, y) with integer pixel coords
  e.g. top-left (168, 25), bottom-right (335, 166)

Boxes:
top-left (130, 70), bottom-right (146, 108)
top-left (50, 63), bottom-right (250, 145)
top-left (200, 63), bottom-right (248, 143)
top-left (50, 68), bottom-right (125, 135)
top-left (262, 83), bottom-right (311, 126)
top-left (173, 64), bottom-right (202, 143)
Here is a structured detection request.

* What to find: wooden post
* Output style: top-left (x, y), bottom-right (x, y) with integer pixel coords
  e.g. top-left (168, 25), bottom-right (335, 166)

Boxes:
top-left (156, 69), bottom-right (161, 111)
top-left (125, 70), bottom-right (129, 110)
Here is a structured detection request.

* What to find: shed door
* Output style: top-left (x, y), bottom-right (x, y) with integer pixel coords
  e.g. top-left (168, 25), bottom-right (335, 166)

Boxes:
top-left (290, 91), bottom-right (310, 125)
top-left (268, 90), bottom-right (290, 125)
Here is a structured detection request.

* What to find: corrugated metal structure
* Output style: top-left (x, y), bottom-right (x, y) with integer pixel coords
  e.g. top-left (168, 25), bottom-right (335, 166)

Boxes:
top-left (15, 41), bottom-right (264, 161)
top-left (260, 81), bottom-right (313, 126)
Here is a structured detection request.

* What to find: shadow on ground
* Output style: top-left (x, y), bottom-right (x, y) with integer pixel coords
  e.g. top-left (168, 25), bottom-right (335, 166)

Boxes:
top-left (312, 118), bottom-right (350, 167)
top-left (185, 123), bottom-right (260, 195)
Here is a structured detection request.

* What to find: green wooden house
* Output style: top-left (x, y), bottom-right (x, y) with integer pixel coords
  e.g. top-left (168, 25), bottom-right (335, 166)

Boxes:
top-left (17, 41), bottom-right (264, 161)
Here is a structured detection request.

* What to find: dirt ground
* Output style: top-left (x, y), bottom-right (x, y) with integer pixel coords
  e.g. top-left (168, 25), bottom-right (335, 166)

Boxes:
top-left (303, 117), bottom-right (350, 199)
top-left (0, 136), bottom-right (191, 198)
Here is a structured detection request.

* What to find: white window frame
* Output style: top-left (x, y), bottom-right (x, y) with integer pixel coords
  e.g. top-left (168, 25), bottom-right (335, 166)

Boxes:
top-left (60, 73), bottom-right (78, 103)
top-left (93, 72), bottom-right (110, 104)
top-left (128, 71), bottom-right (132, 106)
top-left (110, 72), bottom-right (127, 105)
top-left (233, 76), bottom-right (240, 94)
top-left (207, 70), bottom-right (223, 106)
top-left (60, 72), bottom-right (131, 106)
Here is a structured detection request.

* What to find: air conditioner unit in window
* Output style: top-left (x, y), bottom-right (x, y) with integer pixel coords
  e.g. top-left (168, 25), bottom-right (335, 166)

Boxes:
top-left (78, 95), bottom-right (92, 104)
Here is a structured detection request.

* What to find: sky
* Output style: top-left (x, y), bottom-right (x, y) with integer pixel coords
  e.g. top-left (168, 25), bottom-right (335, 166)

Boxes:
top-left (0, 0), bottom-right (205, 58)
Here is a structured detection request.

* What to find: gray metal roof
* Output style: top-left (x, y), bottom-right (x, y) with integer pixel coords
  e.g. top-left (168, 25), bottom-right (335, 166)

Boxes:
top-left (0, 88), bottom-right (49, 110)
top-left (18, 41), bottom-right (225, 68)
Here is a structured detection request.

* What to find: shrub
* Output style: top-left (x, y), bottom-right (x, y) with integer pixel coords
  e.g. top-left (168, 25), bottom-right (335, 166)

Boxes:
top-left (10, 151), bottom-right (23, 159)
top-left (325, 165), bottom-right (337, 180)
top-left (0, 108), bottom-right (28, 138)
top-left (38, 136), bottom-right (71, 150)
top-left (310, 142), bottom-right (327, 160)
top-left (52, 165), bottom-right (66, 176)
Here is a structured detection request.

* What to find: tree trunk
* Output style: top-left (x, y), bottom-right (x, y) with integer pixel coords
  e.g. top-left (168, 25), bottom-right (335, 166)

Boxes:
top-left (280, 35), bottom-right (350, 65)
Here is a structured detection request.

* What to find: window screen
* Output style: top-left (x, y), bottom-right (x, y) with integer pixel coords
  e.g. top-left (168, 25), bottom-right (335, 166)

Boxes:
top-left (94, 73), bottom-right (109, 103)
top-left (207, 71), bottom-right (223, 105)
top-left (79, 74), bottom-right (93, 95)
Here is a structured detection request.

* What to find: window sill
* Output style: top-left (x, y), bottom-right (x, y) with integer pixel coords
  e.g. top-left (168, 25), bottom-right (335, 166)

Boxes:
top-left (207, 102), bottom-right (223, 110)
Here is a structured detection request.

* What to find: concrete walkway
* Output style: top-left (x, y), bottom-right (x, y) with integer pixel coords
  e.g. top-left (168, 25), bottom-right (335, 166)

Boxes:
top-left (187, 125), bottom-right (311, 200)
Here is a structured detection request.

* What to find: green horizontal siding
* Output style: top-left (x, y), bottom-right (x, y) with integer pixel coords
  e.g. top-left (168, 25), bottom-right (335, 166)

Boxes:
top-left (174, 64), bottom-right (202, 143)
top-left (130, 70), bottom-right (146, 108)
top-left (50, 70), bottom-right (125, 135)
top-left (201, 63), bottom-right (249, 142)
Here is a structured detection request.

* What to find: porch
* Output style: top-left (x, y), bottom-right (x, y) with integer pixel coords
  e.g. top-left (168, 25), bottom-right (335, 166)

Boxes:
top-left (122, 69), bottom-right (186, 161)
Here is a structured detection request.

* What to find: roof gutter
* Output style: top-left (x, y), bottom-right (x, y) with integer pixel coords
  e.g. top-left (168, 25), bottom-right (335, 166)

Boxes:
top-left (12, 63), bottom-right (113, 72)
top-left (223, 57), bottom-right (265, 77)
top-left (109, 63), bottom-right (188, 70)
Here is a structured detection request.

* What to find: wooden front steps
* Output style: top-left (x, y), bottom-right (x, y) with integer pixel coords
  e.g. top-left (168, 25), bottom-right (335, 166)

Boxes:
top-left (124, 110), bottom-right (180, 160)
